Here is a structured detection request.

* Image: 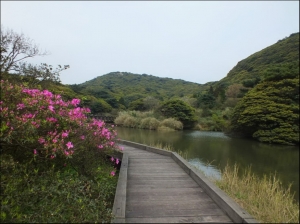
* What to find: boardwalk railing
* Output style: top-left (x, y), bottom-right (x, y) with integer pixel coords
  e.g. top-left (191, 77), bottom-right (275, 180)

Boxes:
top-left (112, 140), bottom-right (258, 223)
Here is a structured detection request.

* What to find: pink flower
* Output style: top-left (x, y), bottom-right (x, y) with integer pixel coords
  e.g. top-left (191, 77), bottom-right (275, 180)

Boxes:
top-left (38, 138), bottom-right (45, 144)
top-left (98, 145), bottom-right (103, 149)
top-left (42, 90), bottom-right (53, 98)
top-left (46, 117), bottom-right (57, 123)
top-left (66, 141), bottom-right (73, 149)
top-left (64, 150), bottom-right (70, 156)
top-left (116, 159), bottom-right (119, 165)
top-left (33, 149), bottom-right (37, 155)
top-left (62, 131), bottom-right (69, 138)
top-left (110, 157), bottom-right (114, 162)
top-left (80, 135), bottom-right (85, 140)
top-left (110, 171), bottom-right (115, 176)
top-left (71, 99), bottom-right (80, 106)
top-left (52, 139), bottom-right (58, 143)
top-left (50, 155), bottom-right (55, 159)
top-left (48, 105), bottom-right (54, 112)
top-left (17, 103), bottom-right (25, 110)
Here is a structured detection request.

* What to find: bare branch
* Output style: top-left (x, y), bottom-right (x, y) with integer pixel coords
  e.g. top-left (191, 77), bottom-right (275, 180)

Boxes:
top-left (1, 25), bottom-right (49, 73)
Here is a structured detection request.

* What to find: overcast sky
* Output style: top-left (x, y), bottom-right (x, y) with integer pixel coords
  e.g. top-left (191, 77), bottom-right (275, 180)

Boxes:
top-left (1, 1), bottom-right (299, 85)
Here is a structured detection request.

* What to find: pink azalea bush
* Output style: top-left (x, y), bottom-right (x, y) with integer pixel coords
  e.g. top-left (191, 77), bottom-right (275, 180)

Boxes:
top-left (0, 79), bottom-right (122, 166)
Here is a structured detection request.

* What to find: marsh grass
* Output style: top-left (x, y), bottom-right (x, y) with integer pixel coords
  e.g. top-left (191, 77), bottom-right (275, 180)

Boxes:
top-left (159, 118), bottom-right (183, 130)
top-left (115, 111), bottom-right (183, 131)
top-left (215, 163), bottom-right (299, 223)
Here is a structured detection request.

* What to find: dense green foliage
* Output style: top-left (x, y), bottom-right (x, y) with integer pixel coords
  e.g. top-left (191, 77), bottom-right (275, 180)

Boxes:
top-left (1, 154), bottom-right (118, 222)
top-left (159, 99), bottom-right (197, 129)
top-left (230, 72), bottom-right (299, 145)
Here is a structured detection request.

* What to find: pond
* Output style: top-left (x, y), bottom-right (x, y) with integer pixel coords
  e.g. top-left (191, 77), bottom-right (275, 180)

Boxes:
top-left (115, 126), bottom-right (299, 202)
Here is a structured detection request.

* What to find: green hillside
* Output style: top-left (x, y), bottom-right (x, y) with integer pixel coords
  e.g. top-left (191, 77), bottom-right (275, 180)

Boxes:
top-left (217, 32), bottom-right (299, 86)
top-left (69, 72), bottom-right (204, 109)
top-left (209, 32), bottom-right (299, 105)
top-left (226, 33), bottom-right (299, 145)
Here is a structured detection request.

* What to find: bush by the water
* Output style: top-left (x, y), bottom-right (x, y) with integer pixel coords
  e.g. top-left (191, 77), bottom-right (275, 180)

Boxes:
top-left (140, 117), bottom-right (160, 130)
top-left (159, 118), bottom-right (183, 130)
top-left (114, 111), bottom-right (183, 131)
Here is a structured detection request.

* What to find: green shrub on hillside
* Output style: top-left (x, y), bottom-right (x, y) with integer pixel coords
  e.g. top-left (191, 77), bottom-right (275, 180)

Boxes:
top-left (159, 99), bottom-right (197, 129)
top-left (230, 76), bottom-right (299, 145)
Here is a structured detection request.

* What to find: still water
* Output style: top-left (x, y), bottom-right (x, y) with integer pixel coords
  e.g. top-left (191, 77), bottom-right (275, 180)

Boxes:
top-left (115, 127), bottom-right (299, 202)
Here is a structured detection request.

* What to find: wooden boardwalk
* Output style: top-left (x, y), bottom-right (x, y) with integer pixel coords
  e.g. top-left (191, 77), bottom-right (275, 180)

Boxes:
top-left (112, 140), bottom-right (257, 223)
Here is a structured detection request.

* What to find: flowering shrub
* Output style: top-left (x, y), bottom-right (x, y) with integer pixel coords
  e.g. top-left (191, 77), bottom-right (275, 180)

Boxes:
top-left (0, 79), bottom-right (122, 167)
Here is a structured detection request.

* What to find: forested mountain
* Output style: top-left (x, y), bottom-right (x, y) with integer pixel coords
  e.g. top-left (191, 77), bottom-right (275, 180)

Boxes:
top-left (69, 72), bottom-right (204, 109)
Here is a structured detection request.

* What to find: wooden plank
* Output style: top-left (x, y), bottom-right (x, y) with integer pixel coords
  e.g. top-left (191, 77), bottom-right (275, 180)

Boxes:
top-left (125, 216), bottom-right (233, 223)
top-left (126, 187), bottom-right (212, 198)
top-left (129, 156), bottom-right (168, 159)
top-left (126, 195), bottom-right (215, 202)
top-left (126, 202), bottom-right (222, 213)
top-left (128, 167), bottom-right (184, 172)
top-left (129, 162), bottom-right (183, 167)
top-left (127, 199), bottom-right (218, 208)
top-left (127, 187), bottom-right (204, 194)
top-left (129, 159), bottom-right (175, 163)
top-left (126, 207), bottom-right (227, 218)
top-left (127, 179), bottom-right (200, 188)
top-left (128, 172), bottom-right (189, 177)
top-left (129, 160), bottom-right (180, 165)
top-left (127, 176), bottom-right (192, 181)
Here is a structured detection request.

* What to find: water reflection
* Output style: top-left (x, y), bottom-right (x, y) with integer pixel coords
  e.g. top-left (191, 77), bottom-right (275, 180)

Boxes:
top-left (189, 158), bottom-right (221, 180)
top-left (116, 127), bottom-right (299, 202)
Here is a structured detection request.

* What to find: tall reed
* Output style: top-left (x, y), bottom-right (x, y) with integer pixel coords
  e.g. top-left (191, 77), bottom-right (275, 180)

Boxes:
top-left (215, 163), bottom-right (299, 223)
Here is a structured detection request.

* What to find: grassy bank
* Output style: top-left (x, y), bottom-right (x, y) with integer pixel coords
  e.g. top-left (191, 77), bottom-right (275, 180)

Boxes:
top-left (215, 163), bottom-right (299, 223)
